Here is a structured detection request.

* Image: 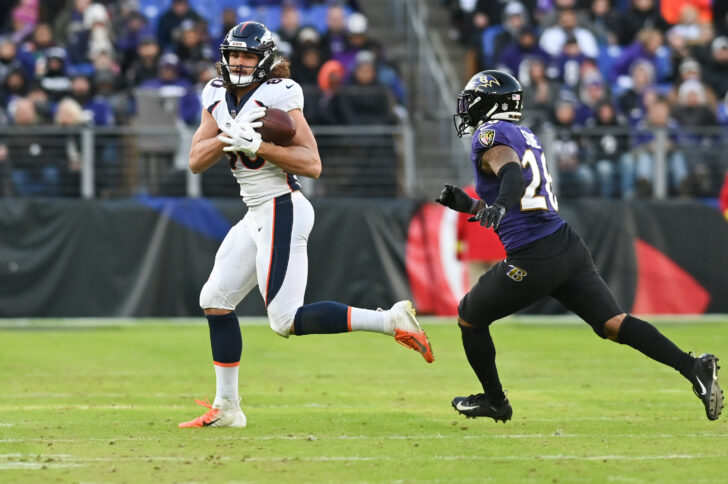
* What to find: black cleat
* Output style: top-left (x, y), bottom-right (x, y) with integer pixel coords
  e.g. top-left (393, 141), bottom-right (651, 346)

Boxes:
top-left (451, 393), bottom-right (513, 422)
top-left (689, 353), bottom-right (723, 421)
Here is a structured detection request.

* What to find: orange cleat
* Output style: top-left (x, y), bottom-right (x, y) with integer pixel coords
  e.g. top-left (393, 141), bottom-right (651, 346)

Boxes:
top-left (390, 300), bottom-right (434, 363)
top-left (178, 398), bottom-right (246, 428)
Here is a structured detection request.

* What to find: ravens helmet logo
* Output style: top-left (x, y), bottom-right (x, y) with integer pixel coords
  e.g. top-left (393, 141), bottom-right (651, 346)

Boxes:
top-left (476, 74), bottom-right (501, 90)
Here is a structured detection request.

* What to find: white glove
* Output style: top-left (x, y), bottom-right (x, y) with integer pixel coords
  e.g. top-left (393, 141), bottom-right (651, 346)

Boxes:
top-left (218, 121), bottom-right (262, 156)
top-left (237, 106), bottom-right (266, 125)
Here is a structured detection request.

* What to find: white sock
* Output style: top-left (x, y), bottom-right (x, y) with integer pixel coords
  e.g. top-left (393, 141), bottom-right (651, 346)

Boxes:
top-left (349, 307), bottom-right (392, 335)
top-left (213, 364), bottom-right (239, 408)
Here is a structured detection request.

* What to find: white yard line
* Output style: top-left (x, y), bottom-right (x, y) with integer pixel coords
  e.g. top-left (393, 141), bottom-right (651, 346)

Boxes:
top-left (1, 433), bottom-right (727, 444)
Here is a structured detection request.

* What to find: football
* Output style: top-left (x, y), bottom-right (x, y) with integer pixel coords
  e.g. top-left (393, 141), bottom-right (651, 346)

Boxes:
top-left (257, 108), bottom-right (296, 145)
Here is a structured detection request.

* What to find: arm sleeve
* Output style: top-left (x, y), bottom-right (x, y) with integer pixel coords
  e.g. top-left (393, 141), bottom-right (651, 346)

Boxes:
top-left (493, 161), bottom-right (525, 211)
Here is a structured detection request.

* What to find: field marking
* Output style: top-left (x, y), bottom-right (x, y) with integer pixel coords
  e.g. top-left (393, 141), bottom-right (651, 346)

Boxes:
top-left (2, 452), bottom-right (727, 466)
top-left (1, 315), bottom-right (726, 330)
top-left (2, 433), bottom-right (727, 445)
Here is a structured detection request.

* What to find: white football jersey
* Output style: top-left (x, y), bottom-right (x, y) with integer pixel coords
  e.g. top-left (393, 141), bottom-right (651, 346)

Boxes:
top-left (202, 77), bottom-right (304, 206)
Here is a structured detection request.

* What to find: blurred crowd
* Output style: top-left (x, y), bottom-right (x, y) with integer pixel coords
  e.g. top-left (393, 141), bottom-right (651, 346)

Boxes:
top-left (0, 0), bottom-right (406, 196)
top-left (446, 0), bottom-right (728, 198)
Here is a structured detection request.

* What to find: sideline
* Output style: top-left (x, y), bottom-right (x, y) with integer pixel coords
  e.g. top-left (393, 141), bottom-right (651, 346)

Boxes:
top-left (0, 314), bottom-right (726, 329)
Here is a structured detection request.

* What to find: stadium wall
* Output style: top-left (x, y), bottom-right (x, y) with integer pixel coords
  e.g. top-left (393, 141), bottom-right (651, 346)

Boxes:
top-left (1, 198), bottom-right (726, 318)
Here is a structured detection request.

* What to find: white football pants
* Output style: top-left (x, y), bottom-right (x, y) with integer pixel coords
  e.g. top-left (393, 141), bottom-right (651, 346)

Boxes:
top-left (199, 191), bottom-right (314, 337)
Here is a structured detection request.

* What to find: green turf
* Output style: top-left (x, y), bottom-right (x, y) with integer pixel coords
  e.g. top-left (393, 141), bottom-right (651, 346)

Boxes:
top-left (1, 318), bottom-right (727, 483)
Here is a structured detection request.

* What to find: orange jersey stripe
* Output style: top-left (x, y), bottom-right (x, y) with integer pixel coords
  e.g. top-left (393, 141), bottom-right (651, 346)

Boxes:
top-left (347, 306), bottom-right (352, 332)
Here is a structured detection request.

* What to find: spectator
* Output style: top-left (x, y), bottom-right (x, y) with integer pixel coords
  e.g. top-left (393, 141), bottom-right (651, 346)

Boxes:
top-left (38, 46), bottom-right (72, 102)
top-left (667, 57), bottom-right (717, 109)
top-left (212, 7), bottom-right (239, 50)
top-left (661, 0), bottom-right (712, 26)
top-left (705, 36), bottom-right (728, 99)
top-left (553, 34), bottom-right (591, 88)
top-left (716, 1), bottom-right (728, 36)
top-left (5, 97), bottom-right (60, 196)
top-left (489, 2), bottom-right (530, 68)
top-left (671, 79), bottom-right (718, 196)
top-left (611, 27), bottom-right (667, 84)
top-left (616, 58), bottom-right (657, 122)
top-left (307, 58), bottom-right (346, 125)
top-left (277, 3), bottom-right (302, 48)
top-left (0, 36), bottom-right (27, 86)
top-left (586, 0), bottom-right (620, 45)
top-left (69, 73), bottom-right (114, 125)
top-left (65, 2), bottom-right (114, 68)
top-left (0, 67), bottom-right (29, 112)
top-left (335, 12), bottom-right (380, 72)
top-left (496, 27), bottom-right (550, 79)
top-left (616, 0), bottom-right (670, 46)
top-left (23, 23), bottom-right (58, 75)
top-left (291, 43), bottom-right (324, 87)
top-left (576, 70), bottom-right (610, 124)
top-left (156, 0), bottom-right (203, 51)
top-left (53, 97), bottom-right (85, 196)
top-left (337, 50), bottom-right (395, 125)
top-left (547, 93), bottom-right (594, 197)
top-left (718, 91), bottom-right (728, 126)
top-left (538, 0), bottom-right (592, 28)
top-left (115, 10), bottom-right (152, 74)
top-left (94, 67), bottom-right (131, 124)
top-left (672, 79), bottom-right (718, 128)
top-left (520, 56), bottom-right (562, 129)
top-left (138, 52), bottom-right (200, 126)
top-left (583, 100), bottom-right (632, 198)
top-left (125, 35), bottom-right (160, 87)
top-left (666, 4), bottom-right (705, 48)
top-left (630, 96), bottom-right (689, 197)
top-left (53, 0), bottom-right (91, 48)
top-left (10, 0), bottom-right (39, 44)
top-left (320, 4), bottom-right (349, 65)
top-left (539, 6), bottom-right (599, 59)
top-left (174, 19), bottom-right (214, 83)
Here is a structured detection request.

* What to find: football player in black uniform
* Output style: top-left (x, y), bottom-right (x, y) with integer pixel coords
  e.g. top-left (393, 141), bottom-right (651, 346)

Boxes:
top-left (436, 70), bottom-right (723, 422)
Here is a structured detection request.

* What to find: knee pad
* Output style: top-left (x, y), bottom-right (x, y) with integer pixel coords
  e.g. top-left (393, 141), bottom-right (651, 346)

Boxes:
top-left (267, 305), bottom-right (296, 338)
top-left (199, 281), bottom-right (234, 311)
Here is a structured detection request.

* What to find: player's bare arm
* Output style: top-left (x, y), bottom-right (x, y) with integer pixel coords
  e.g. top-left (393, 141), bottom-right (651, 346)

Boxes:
top-left (189, 108), bottom-right (226, 174)
top-left (479, 144), bottom-right (519, 175)
top-left (256, 109), bottom-right (321, 179)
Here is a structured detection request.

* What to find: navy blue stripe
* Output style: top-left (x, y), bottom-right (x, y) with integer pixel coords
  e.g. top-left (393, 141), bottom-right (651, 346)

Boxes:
top-left (266, 193), bottom-right (293, 306)
top-left (225, 84), bottom-right (261, 117)
top-left (286, 172), bottom-right (301, 191)
top-left (207, 100), bottom-right (221, 114)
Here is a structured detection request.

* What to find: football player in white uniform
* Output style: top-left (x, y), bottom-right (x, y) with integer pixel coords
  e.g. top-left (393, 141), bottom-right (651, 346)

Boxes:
top-left (179, 21), bottom-right (434, 429)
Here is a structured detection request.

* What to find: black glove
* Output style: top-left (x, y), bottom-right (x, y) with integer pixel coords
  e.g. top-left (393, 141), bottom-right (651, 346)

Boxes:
top-left (468, 203), bottom-right (506, 230)
top-left (435, 184), bottom-right (478, 214)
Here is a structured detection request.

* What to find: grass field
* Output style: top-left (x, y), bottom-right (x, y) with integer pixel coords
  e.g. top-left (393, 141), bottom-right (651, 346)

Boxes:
top-left (1, 317), bottom-right (727, 483)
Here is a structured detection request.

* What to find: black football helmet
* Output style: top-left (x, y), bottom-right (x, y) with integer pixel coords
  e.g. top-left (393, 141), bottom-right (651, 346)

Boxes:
top-left (219, 21), bottom-right (276, 86)
top-left (453, 70), bottom-right (524, 137)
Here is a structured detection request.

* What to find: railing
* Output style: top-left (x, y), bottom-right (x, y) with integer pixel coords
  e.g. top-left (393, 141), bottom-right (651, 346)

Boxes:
top-left (1, 124), bottom-right (725, 200)
top-left (0, 124), bottom-right (415, 199)
top-left (538, 125), bottom-right (728, 200)
top-left (394, 0), bottom-right (473, 189)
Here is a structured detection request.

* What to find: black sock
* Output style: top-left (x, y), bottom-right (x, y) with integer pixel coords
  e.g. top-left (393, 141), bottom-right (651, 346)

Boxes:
top-left (617, 315), bottom-right (695, 378)
top-left (460, 324), bottom-right (506, 403)
top-left (206, 312), bottom-right (242, 364)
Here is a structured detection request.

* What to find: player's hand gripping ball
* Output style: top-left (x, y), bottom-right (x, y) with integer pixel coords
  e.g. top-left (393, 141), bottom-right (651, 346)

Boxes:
top-left (257, 108), bottom-right (296, 145)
